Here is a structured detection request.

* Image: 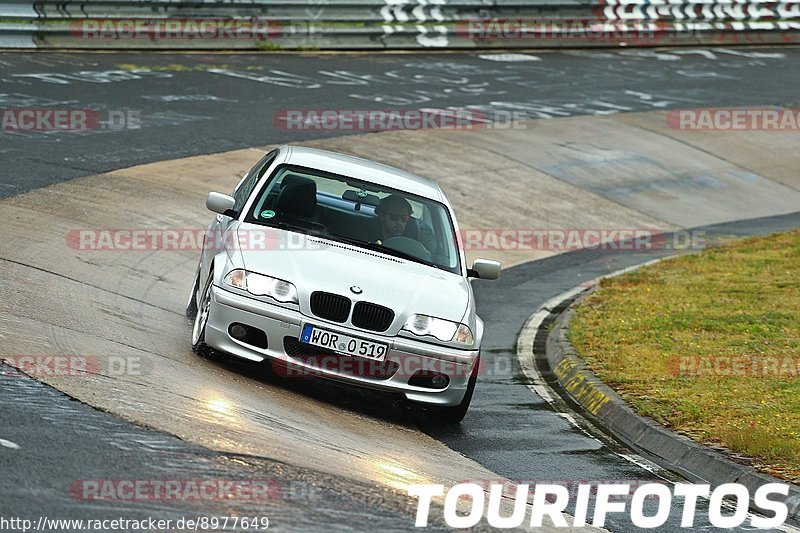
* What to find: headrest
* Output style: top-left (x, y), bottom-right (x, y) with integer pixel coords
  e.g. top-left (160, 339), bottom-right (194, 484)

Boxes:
top-left (276, 176), bottom-right (316, 219)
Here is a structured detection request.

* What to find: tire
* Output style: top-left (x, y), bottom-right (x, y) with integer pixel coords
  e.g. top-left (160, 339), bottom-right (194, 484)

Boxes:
top-left (424, 355), bottom-right (480, 425)
top-left (186, 269), bottom-right (200, 320)
top-left (191, 271), bottom-right (214, 356)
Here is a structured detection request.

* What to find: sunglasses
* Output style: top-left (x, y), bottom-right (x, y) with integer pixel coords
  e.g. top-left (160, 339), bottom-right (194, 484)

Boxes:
top-left (384, 212), bottom-right (410, 222)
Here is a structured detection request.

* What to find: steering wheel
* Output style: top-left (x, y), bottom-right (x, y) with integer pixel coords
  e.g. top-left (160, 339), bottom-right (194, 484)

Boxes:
top-left (381, 236), bottom-right (432, 262)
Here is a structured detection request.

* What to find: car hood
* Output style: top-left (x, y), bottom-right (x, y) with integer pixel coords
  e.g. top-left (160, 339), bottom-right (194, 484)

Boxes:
top-left (236, 224), bottom-right (471, 331)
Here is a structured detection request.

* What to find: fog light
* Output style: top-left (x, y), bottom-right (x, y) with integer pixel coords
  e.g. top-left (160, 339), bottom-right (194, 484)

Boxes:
top-left (228, 323), bottom-right (268, 349)
top-left (409, 370), bottom-right (449, 389)
top-left (431, 374), bottom-right (448, 388)
top-left (230, 323), bottom-right (248, 340)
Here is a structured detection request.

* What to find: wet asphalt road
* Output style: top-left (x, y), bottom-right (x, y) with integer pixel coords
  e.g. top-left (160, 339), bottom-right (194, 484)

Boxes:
top-left (0, 364), bottom-right (446, 532)
top-left (1, 47), bottom-right (799, 198)
top-left (1, 49), bottom-right (799, 531)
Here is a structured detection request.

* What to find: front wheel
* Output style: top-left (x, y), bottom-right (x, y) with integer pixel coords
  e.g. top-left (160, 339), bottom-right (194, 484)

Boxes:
top-left (186, 269), bottom-right (200, 320)
top-left (423, 355), bottom-right (480, 425)
top-left (191, 271), bottom-right (214, 356)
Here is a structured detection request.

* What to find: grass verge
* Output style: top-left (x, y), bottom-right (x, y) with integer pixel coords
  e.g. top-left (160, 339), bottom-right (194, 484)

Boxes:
top-left (569, 229), bottom-right (800, 482)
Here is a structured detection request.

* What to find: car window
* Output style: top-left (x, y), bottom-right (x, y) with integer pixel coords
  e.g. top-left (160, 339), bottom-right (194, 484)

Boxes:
top-left (244, 164), bottom-right (461, 275)
top-left (233, 150), bottom-right (277, 213)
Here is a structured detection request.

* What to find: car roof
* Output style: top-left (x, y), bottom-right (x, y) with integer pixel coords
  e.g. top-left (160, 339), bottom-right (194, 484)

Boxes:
top-left (282, 145), bottom-right (446, 202)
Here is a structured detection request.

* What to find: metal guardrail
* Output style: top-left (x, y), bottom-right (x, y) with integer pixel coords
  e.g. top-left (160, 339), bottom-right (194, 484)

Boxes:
top-left (1, 0), bottom-right (798, 49)
top-left (0, 2), bottom-right (37, 48)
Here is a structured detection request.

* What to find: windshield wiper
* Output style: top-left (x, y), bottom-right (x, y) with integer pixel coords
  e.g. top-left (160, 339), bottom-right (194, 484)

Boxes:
top-left (274, 221), bottom-right (328, 239)
top-left (380, 246), bottom-right (439, 269)
top-left (327, 234), bottom-right (439, 269)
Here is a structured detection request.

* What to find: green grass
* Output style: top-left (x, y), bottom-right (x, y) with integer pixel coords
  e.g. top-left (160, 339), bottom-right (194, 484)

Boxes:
top-left (569, 229), bottom-right (800, 482)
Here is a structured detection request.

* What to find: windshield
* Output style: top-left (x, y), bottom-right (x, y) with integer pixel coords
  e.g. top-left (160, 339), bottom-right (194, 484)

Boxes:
top-left (243, 165), bottom-right (462, 275)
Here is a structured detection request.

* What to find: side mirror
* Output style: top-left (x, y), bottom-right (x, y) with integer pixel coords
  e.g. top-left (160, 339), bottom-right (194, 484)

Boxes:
top-left (206, 192), bottom-right (236, 216)
top-left (468, 259), bottom-right (502, 280)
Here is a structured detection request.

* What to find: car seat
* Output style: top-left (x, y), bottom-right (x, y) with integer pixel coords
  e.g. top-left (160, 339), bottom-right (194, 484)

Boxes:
top-left (274, 177), bottom-right (326, 233)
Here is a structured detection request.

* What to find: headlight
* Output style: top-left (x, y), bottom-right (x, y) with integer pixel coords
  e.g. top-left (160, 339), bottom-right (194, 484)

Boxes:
top-left (223, 269), bottom-right (298, 304)
top-left (402, 314), bottom-right (474, 345)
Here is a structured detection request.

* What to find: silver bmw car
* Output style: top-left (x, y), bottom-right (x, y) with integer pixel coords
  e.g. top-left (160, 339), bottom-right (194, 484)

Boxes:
top-left (187, 145), bottom-right (501, 423)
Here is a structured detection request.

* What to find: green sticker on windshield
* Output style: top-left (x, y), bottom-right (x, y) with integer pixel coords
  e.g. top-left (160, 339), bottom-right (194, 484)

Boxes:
top-left (261, 210), bottom-right (275, 219)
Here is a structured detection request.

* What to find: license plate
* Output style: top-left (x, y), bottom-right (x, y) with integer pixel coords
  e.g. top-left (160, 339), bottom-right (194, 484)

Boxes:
top-left (300, 324), bottom-right (388, 362)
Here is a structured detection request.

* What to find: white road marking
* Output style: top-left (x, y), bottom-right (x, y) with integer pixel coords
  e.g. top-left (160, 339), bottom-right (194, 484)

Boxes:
top-left (676, 69), bottom-right (738, 79)
top-left (717, 49), bottom-right (786, 59)
top-left (478, 53), bottom-right (541, 62)
top-left (0, 438), bottom-right (20, 449)
top-left (515, 258), bottom-right (671, 444)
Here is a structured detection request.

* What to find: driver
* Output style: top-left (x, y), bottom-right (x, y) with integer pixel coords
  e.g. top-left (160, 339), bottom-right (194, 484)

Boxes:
top-left (373, 194), bottom-right (414, 242)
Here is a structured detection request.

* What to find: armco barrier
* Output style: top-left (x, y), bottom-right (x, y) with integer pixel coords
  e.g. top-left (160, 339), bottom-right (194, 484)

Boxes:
top-left (0, 3), bottom-right (38, 48)
top-left (1, 1), bottom-right (799, 50)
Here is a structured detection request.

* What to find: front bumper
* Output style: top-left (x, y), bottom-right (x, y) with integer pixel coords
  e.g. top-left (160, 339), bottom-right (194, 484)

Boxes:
top-left (204, 285), bottom-right (479, 406)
